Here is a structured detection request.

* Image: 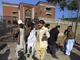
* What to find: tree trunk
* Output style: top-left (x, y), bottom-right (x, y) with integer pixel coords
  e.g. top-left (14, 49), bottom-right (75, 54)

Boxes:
top-left (71, 10), bottom-right (73, 26)
top-left (74, 0), bottom-right (80, 39)
top-left (63, 9), bottom-right (64, 20)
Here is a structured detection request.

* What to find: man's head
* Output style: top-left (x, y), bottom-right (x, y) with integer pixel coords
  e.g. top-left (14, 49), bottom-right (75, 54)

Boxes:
top-left (43, 22), bottom-right (46, 26)
top-left (28, 22), bottom-right (34, 32)
top-left (27, 19), bottom-right (28, 22)
top-left (45, 23), bottom-right (50, 29)
top-left (18, 20), bottom-right (24, 28)
top-left (55, 25), bottom-right (60, 31)
top-left (68, 26), bottom-right (72, 31)
top-left (38, 20), bottom-right (45, 29)
top-left (15, 23), bottom-right (18, 27)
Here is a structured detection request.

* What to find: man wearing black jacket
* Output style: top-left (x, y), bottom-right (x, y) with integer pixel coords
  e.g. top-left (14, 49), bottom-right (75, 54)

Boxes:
top-left (48, 25), bottom-right (60, 59)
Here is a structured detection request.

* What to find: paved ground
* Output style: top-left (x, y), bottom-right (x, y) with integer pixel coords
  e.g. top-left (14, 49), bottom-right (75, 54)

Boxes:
top-left (0, 31), bottom-right (80, 60)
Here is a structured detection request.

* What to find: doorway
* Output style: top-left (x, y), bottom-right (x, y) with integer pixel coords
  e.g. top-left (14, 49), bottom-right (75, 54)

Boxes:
top-left (25, 10), bottom-right (31, 25)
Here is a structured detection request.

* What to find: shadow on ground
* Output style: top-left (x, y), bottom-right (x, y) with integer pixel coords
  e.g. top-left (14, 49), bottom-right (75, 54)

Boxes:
top-left (75, 42), bottom-right (80, 46)
top-left (73, 45), bottom-right (80, 51)
top-left (0, 44), bottom-right (7, 51)
top-left (70, 52), bottom-right (80, 60)
top-left (19, 55), bottom-right (26, 60)
top-left (0, 49), bottom-right (10, 60)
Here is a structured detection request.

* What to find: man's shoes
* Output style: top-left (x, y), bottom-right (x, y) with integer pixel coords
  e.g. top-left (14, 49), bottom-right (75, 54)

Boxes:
top-left (64, 51), bottom-right (66, 54)
top-left (27, 54), bottom-right (30, 57)
top-left (52, 56), bottom-right (59, 59)
top-left (64, 54), bottom-right (70, 56)
top-left (32, 55), bottom-right (35, 58)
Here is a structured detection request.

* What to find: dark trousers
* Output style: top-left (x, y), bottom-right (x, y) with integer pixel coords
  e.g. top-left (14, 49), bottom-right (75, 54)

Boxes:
top-left (47, 44), bottom-right (56, 57)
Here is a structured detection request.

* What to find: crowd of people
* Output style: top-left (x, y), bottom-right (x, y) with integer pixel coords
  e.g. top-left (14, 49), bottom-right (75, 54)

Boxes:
top-left (13, 20), bottom-right (75, 60)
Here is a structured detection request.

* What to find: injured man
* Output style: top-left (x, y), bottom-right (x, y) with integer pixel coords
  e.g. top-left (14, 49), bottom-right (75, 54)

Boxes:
top-left (27, 23), bottom-right (36, 58)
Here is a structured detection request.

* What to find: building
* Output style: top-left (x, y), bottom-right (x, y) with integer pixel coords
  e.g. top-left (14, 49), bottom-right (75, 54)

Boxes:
top-left (2, 1), bottom-right (56, 27)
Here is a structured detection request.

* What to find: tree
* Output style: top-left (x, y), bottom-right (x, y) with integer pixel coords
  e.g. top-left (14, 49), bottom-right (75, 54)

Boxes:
top-left (46, 0), bottom-right (62, 4)
top-left (59, 0), bottom-right (67, 19)
top-left (74, 0), bottom-right (80, 39)
top-left (67, 0), bottom-right (79, 25)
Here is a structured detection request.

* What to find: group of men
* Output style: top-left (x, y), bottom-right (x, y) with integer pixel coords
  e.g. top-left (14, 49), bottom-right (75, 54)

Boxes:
top-left (13, 19), bottom-right (75, 60)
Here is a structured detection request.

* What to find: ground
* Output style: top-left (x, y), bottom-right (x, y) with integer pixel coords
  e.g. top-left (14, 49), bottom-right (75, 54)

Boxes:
top-left (0, 29), bottom-right (80, 60)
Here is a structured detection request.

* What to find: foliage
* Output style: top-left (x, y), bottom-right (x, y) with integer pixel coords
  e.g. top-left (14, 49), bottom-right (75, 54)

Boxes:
top-left (67, 0), bottom-right (79, 11)
top-left (46, 0), bottom-right (62, 4)
top-left (59, 0), bottom-right (67, 11)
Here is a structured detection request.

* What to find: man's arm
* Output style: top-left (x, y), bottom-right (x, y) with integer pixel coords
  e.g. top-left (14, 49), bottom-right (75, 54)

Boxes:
top-left (43, 28), bottom-right (50, 39)
top-left (64, 29), bottom-right (68, 35)
top-left (24, 25), bottom-right (30, 37)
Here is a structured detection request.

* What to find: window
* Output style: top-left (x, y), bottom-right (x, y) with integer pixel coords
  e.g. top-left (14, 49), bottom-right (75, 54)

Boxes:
top-left (46, 7), bottom-right (51, 11)
top-left (13, 20), bottom-right (17, 25)
top-left (8, 20), bottom-right (11, 25)
top-left (25, 10), bottom-right (31, 18)
top-left (13, 12), bottom-right (18, 15)
top-left (12, 11), bottom-right (18, 17)
top-left (46, 14), bottom-right (51, 15)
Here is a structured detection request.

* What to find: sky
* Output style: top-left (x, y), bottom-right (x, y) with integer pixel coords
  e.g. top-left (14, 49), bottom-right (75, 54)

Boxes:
top-left (0, 0), bottom-right (80, 20)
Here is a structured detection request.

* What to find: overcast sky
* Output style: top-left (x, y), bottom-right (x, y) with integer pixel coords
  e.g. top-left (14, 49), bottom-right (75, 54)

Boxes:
top-left (0, 0), bottom-right (80, 20)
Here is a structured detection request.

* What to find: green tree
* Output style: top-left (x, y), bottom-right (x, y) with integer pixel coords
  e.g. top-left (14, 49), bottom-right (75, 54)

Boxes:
top-left (59, 0), bottom-right (67, 19)
top-left (67, 0), bottom-right (79, 25)
top-left (46, 0), bottom-right (62, 4)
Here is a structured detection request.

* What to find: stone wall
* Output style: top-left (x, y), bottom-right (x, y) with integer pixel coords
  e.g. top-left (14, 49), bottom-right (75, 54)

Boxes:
top-left (38, 17), bottom-right (80, 25)
top-left (38, 17), bottom-right (80, 37)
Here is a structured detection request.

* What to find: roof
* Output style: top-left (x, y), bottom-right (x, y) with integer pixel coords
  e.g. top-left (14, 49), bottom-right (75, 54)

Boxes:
top-left (2, 1), bottom-right (56, 7)
top-left (20, 2), bottom-right (35, 6)
top-left (36, 1), bottom-right (56, 6)
top-left (2, 2), bottom-right (19, 5)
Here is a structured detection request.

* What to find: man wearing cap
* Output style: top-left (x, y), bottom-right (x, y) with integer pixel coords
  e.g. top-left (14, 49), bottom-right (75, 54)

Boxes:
top-left (36, 20), bottom-right (50, 60)
top-left (13, 20), bottom-right (30, 59)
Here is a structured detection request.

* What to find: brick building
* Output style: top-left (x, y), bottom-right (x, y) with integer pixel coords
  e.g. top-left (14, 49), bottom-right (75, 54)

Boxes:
top-left (2, 1), bottom-right (56, 27)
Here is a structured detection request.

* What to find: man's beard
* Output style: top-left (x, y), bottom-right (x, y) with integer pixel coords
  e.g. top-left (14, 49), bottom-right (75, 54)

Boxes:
top-left (20, 25), bottom-right (24, 28)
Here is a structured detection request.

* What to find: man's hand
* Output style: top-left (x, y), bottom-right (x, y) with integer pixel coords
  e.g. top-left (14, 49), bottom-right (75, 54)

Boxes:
top-left (43, 35), bottom-right (47, 38)
top-left (60, 42), bottom-right (63, 46)
top-left (15, 31), bottom-right (18, 34)
top-left (55, 41), bottom-right (58, 44)
top-left (28, 29), bottom-right (30, 32)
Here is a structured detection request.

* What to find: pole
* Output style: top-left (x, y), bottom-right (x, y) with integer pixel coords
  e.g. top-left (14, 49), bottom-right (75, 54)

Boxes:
top-left (74, 0), bottom-right (80, 39)
top-left (68, 13), bottom-right (70, 25)
top-left (71, 11), bottom-right (73, 26)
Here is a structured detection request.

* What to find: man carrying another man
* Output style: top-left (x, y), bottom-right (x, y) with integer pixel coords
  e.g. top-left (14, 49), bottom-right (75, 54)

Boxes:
top-left (62, 26), bottom-right (75, 56)
top-left (13, 20), bottom-right (30, 59)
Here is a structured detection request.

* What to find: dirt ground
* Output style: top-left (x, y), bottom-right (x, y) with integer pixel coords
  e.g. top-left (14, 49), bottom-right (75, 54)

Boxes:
top-left (0, 29), bottom-right (80, 60)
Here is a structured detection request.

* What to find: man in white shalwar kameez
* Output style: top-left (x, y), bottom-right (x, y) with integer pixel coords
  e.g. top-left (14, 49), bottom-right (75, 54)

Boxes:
top-left (27, 26), bottom-right (36, 58)
top-left (13, 20), bottom-right (28, 59)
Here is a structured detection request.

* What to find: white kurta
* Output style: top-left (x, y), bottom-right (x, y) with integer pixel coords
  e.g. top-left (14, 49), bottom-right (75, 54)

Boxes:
top-left (27, 28), bottom-right (36, 55)
top-left (20, 28), bottom-right (25, 49)
top-left (28, 28), bottom-right (36, 46)
top-left (16, 28), bottom-right (25, 58)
